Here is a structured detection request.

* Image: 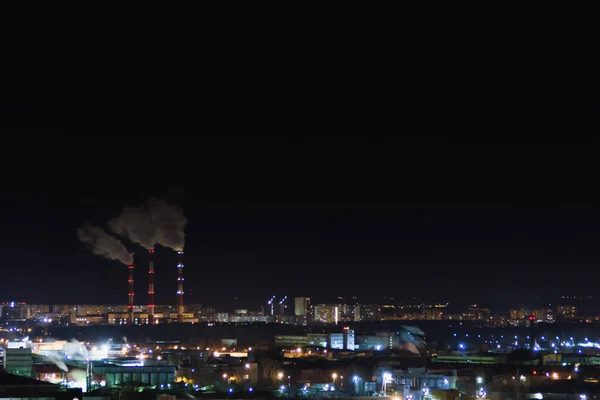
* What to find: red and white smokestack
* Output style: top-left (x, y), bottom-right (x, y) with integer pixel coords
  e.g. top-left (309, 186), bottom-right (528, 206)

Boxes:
top-left (128, 264), bottom-right (135, 324)
top-left (176, 250), bottom-right (184, 323)
top-left (148, 248), bottom-right (155, 325)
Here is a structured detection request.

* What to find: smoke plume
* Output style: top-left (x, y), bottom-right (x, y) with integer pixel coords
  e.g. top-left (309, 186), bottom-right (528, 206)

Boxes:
top-left (397, 325), bottom-right (426, 355)
top-left (69, 339), bottom-right (90, 360)
top-left (108, 205), bottom-right (156, 250)
top-left (42, 352), bottom-right (68, 372)
top-left (77, 224), bottom-right (134, 265)
top-left (148, 197), bottom-right (187, 251)
top-left (397, 342), bottom-right (421, 355)
top-left (109, 197), bottom-right (187, 251)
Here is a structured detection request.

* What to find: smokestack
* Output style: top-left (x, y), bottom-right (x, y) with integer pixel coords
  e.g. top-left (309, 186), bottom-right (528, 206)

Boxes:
top-left (128, 264), bottom-right (135, 324)
top-left (176, 250), bottom-right (184, 323)
top-left (148, 248), bottom-right (155, 325)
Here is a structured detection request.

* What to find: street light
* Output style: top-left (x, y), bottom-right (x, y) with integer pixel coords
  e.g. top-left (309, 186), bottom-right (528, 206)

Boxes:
top-left (332, 372), bottom-right (337, 387)
top-left (277, 372), bottom-right (284, 380)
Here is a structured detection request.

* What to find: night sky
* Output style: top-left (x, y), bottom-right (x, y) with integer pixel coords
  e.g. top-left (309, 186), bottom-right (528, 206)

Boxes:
top-left (1, 110), bottom-right (599, 312)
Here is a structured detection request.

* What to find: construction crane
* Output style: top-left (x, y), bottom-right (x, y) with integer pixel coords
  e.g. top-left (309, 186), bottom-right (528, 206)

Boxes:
top-left (267, 296), bottom-right (276, 316)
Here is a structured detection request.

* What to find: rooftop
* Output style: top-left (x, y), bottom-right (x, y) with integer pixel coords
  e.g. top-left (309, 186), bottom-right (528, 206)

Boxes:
top-left (0, 371), bottom-right (58, 387)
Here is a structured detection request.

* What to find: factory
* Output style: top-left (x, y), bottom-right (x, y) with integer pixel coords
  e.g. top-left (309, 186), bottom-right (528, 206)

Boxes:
top-left (2, 336), bottom-right (177, 393)
top-left (124, 247), bottom-right (187, 325)
top-left (74, 197), bottom-right (189, 326)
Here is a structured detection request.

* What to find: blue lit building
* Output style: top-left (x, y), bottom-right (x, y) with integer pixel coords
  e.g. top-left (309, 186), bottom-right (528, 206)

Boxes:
top-left (329, 328), bottom-right (355, 350)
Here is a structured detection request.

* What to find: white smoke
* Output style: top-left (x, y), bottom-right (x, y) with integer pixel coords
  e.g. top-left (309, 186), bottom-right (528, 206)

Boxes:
top-left (397, 325), bottom-right (426, 354)
top-left (69, 368), bottom-right (88, 390)
top-left (402, 325), bottom-right (425, 336)
top-left (68, 339), bottom-right (89, 360)
top-left (42, 352), bottom-right (68, 372)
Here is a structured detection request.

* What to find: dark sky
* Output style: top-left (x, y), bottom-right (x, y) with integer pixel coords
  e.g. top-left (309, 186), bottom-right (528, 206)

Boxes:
top-left (1, 110), bottom-right (599, 312)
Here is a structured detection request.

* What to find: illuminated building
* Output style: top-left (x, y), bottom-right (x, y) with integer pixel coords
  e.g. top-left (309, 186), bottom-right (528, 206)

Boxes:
top-left (92, 359), bottom-right (176, 388)
top-left (24, 304), bottom-right (50, 319)
top-left (294, 297), bottom-right (310, 316)
top-left (355, 332), bottom-right (399, 350)
top-left (4, 339), bottom-right (33, 378)
top-left (330, 327), bottom-right (355, 350)
top-left (354, 304), bottom-right (382, 321)
top-left (275, 335), bottom-right (310, 347)
top-left (557, 305), bottom-right (577, 319)
top-left (76, 305), bottom-right (107, 317)
top-left (307, 333), bottom-right (328, 347)
top-left (0, 302), bottom-right (27, 320)
top-left (106, 312), bottom-right (196, 324)
top-left (432, 354), bottom-right (508, 364)
top-left (463, 305), bottom-right (491, 321)
top-left (34, 364), bottom-right (67, 384)
top-left (422, 305), bottom-right (445, 320)
top-left (510, 309), bottom-right (526, 320)
top-left (338, 304), bottom-right (356, 322)
top-left (377, 367), bottom-right (457, 394)
top-left (228, 315), bottom-right (271, 322)
top-left (217, 313), bottom-right (229, 322)
top-left (312, 304), bottom-right (339, 324)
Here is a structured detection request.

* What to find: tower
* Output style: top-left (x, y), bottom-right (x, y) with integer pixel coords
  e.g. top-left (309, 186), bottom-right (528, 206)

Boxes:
top-left (176, 250), bottom-right (184, 322)
top-left (127, 264), bottom-right (135, 324)
top-left (148, 248), bottom-right (155, 324)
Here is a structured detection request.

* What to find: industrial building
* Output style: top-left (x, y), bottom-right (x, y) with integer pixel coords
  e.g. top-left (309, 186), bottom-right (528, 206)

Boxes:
top-left (92, 359), bottom-right (176, 388)
top-left (3, 339), bottom-right (33, 377)
top-left (377, 367), bottom-right (457, 397)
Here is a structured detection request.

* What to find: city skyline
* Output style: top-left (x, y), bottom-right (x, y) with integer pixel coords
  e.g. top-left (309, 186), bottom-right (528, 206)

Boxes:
top-left (0, 292), bottom-right (597, 316)
top-left (2, 112), bottom-right (600, 309)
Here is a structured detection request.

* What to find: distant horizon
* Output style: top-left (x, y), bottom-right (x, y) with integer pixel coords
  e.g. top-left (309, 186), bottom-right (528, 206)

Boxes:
top-left (1, 293), bottom-right (596, 315)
